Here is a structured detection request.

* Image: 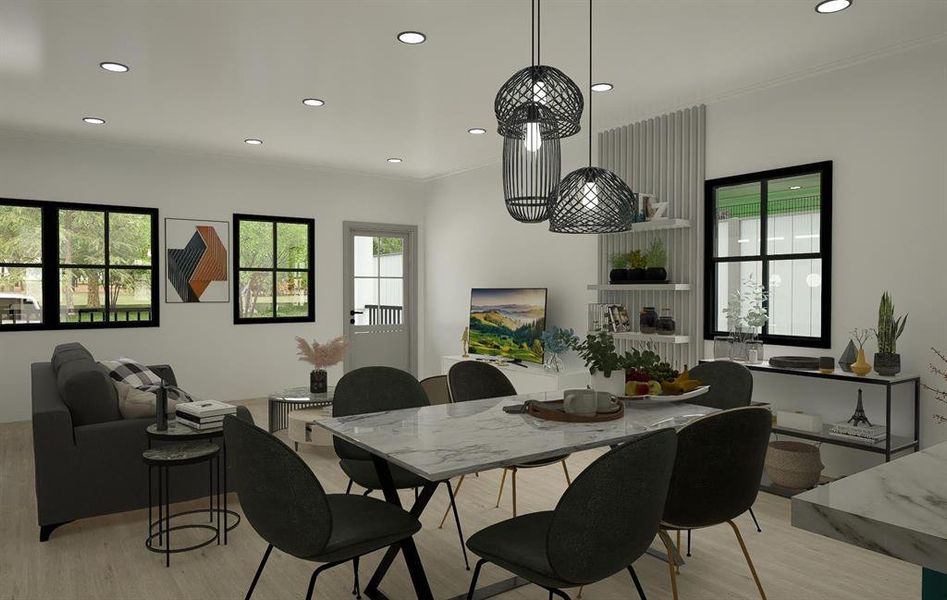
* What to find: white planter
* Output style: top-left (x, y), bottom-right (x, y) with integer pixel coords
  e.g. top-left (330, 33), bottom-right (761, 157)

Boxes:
top-left (589, 371), bottom-right (626, 396)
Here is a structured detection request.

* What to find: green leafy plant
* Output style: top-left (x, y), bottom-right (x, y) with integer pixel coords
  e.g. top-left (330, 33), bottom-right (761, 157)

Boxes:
top-left (628, 249), bottom-right (647, 270)
top-left (874, 291), bottom-right (907, 355)
top-left (610, 253), bottom-right (628, 270)
top-left (571, 331), bottom-right (632, 377)
top-left (645, 238), bottom-right (666, 269)
top-left (723, 276), bottom-right (769, 343)
top-left (624, 346), bottom-right (679, 382)
top-left (541, 326), bottom-right (579, 355)
top-left (851, 328), bottom-right (873, 350)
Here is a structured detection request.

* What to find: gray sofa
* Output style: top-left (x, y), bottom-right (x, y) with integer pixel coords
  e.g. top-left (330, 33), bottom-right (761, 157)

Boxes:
top-left (32, 342), bottom-right (250, 541)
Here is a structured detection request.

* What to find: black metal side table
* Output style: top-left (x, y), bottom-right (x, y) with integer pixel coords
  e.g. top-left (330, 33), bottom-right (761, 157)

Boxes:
top-left (143, 442), bottom-right (221, 567)
top-left (267, 386), bottom-right (334, 433)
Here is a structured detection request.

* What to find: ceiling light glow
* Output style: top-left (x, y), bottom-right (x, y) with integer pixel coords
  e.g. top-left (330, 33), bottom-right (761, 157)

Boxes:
top-left (397, 31), bottom-right (426, 45)
top-left (387, 157), bottom-right (403, 164)
top-left (302, 98), bottom-right (325, 107)
top-left (82, 117), bottom-right (105, 124)
top-left (244, 138), bottom-right (263, 145)
top-left (815, 0), bottom-right (852, 14)
top-left (591, 82), bottom-right (613, 92)
top-left (99, 61), bottom-right (129, 73)
top-left (468, 128), bottom-right (487, 135)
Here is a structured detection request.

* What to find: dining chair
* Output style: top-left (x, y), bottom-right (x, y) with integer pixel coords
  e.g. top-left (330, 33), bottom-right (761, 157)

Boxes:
top-left (333, 366), bottom-right (470, 570)
top-left (419, 375), bottom-right (451, 405)
top-left (656, 406), bottom-right (772, 600)
top-left (223, 415), bottom-right (422, 600)
top-left (464, 428), bottom-right (678, 600)
top-left (446, 360), bottom-right (572, 518)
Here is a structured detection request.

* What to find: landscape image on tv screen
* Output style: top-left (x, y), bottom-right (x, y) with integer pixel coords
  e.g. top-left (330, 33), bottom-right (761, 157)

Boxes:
top-left (468, 287), bottom-right (547, 364)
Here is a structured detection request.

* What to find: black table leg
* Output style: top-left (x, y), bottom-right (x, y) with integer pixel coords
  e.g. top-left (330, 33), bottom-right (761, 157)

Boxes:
top-left (363, 454), bottom-right (435, 600)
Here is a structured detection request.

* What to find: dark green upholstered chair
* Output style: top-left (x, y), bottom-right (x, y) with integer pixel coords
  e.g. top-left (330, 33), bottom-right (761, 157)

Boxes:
top-left (333, 366), bottom-right (469, 569)
top-left (447, 361), bottom-right (572, 517)
top-left (223, 415), bottom-right (420, 600)
top-left (463, 428), bottom-right (678, 600)
top-left (657, 407), bottom-right (772, 600)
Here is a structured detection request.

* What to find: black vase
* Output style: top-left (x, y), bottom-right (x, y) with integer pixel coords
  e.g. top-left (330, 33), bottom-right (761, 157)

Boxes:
top-left (873, 353), bottom-right (901, 376)
top-left (609, 268), bottom-right (629, 283)
top-left (640, 307), bottom-right (658, 334)
top-left (645, 267), bottom-right (667, 281)
top-left (310, 369), bottom-right (328, 394)
top-left (155, 380), bottom-right (168, 431)
top-left (627, 268), bottom-right (646, 282)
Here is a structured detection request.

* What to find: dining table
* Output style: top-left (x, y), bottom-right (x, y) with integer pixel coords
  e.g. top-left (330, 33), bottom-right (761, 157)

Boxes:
top-left (314, 390), bottom-right (715, 600)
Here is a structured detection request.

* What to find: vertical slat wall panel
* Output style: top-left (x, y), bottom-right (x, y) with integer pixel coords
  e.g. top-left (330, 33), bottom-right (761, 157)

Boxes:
top-left (597, 105), bottom-right (706, 369)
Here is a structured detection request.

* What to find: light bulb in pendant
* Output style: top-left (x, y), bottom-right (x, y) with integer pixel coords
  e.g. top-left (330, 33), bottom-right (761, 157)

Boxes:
top-left (524, 121), bottom-right (543, 152)
top-left (532, 80), bottom-right (547, 103)
top-left (581, 181), bottom-right (599, 207)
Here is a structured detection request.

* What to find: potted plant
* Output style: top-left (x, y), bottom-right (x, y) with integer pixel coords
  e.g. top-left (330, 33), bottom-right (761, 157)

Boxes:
top-left (571, 330), bottom-right (631, 396)
top-left (873, 292), bottom-right (907, 376)
top-left (722, 277), bottom-right (769, 362)
top-left (295, 336), bottom-right (349, 393)
top-left (849, 328), bottom-right (873, 376)
top-left (540, 326), bottom-right (579, 372)
top-left (608, 254), bottom-right (629, 284)
top-left (644, 238), bottom-right (667, 281)
top-left (627, 249), bottom-right (647, 282)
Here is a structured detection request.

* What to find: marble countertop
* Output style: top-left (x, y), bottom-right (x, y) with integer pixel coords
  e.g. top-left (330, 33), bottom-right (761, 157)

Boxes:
top-left (314, 392), bottom-right (713, 481)
top-left (792, 441), bottom-right (947, 572)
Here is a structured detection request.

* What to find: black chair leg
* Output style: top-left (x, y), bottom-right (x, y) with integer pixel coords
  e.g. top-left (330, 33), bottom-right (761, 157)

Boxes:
top-left (305, 560), bottom-right (346, 600)
top-left (245, 544), bottom-right (273, 600)
top-left (345, 479), bottom-right (354, 494)
top-left (352, 556), bottom-right (361, 598)
top-left (628, 565), bottom-right (647, 600)
top-left (362, 488), bottom-right (372, 497)
top-left (465, 559), bottom-right (487, 600)
top-left (445, 481), bottom-right (470, 570)
top-left (545, 588), bottom-right (571, 600)
top-left (749, 507), bottom-right (762, 533)
top-left (687, 529), bottom-right (692, 557)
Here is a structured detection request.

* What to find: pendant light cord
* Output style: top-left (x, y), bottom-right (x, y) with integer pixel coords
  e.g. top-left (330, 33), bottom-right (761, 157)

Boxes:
top-left (588, 0), bottom-right (592, 167)
top-left (531, 0), bottom-right (536, 67)
top-left (537, 0), bottom-right (541, 65)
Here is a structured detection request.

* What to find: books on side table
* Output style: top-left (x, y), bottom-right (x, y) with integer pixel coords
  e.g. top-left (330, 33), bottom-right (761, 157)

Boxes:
top-left (175, 400), bottom-right (237, 430)
top-left (828, 422), bottom-right (887, 443)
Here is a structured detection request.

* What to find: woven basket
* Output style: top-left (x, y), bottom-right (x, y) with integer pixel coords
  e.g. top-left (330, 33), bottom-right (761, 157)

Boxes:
top-left (764, 440), bottom-right (824, 490)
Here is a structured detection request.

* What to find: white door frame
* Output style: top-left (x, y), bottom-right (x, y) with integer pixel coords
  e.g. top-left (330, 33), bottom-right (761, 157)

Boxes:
top-left (341, 221), bottom-right (419, 376)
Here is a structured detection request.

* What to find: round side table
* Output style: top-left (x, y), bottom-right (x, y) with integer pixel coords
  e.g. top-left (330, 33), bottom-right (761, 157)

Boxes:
top-left (268, 386), bottom-right (334, 433)
top-left (143, 442), bottom-right (221, 567)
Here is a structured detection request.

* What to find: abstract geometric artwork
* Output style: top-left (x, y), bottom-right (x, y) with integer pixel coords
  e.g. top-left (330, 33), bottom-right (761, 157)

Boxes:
top-left (165, 219), bottom-right (229, 303)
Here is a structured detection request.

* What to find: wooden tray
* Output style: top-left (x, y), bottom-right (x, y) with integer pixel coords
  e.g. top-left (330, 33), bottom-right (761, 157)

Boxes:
top-left (527, 400), bottom-right (624, 423)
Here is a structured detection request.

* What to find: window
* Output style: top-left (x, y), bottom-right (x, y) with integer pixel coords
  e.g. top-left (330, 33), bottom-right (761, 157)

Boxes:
top-left (704, 162), bottom-right (832, 348)
top-left (0, 198), bottom-right (159, 331)
top-left (233, 214), bottom-right (314, 324)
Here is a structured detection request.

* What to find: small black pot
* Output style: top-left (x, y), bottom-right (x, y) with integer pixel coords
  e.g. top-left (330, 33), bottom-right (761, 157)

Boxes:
top-left (627, 268), bottom-right (647, 281)
top-left (310, 369), bottom-right (328, 393)
top-left (609, 268), bottom-right (629, 284)
top-left (645, 267), bottom-right (667, 281)
top-left (873, 353), bottom-right (901, 376)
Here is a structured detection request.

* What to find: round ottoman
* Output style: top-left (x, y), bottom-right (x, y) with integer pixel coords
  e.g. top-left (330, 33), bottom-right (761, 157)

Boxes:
top-left (288, 407), bottom-right (334, 450)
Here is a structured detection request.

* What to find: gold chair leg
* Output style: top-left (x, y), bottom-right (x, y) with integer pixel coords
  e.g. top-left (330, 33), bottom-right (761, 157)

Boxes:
top-left (561, 460), bottom-right (572, 485)
top-left (728, 520), bottom-right (766, 600)
top-left (658, 530), bottom-right (680, 600)
top-left (675, 530), bottom-right (682, 574)
top-left (438, 475), bottom-right (464, 529)
top-left (495, 468), bottom-right (508, 508)
top-left (577, 585), bottom-right (583, 598)
top-left (511, 467), bottom-right (518, 517)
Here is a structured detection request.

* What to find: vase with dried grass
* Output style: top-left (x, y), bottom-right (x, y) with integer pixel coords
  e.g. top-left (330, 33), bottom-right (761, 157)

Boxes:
top-left (295, 336), bottom-right (349, 393)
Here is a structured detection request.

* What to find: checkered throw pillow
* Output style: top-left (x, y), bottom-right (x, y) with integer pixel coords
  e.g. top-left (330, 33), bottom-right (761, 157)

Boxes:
top-left (101, 358), bottom-right (192, 402)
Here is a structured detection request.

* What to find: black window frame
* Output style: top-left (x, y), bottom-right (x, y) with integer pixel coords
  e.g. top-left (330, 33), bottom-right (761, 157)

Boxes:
top-left (0, 197), bottom-right (160, 332)
top-left (703, 161), bottom-right (833, 349)
top-left (233, 213), bottom-right (315, 325)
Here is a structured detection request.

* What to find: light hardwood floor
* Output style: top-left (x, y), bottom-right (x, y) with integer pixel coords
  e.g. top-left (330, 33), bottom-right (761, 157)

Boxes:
top-left (0, 399), bottom-right (919, 600)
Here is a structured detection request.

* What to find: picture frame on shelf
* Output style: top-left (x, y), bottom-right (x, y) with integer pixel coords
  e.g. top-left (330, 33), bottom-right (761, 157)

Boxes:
top-left (607, 304), bottom-right (631, 333)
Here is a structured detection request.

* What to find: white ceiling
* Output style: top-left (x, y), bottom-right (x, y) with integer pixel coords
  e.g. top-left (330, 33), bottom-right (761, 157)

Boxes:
top-left (1, 1), bottom-right (944, 179)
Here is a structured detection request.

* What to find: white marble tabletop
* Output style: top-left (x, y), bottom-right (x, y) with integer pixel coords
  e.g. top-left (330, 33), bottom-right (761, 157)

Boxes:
top-left (313, 392), bottom-right (714, 481)
top-left (792, 441), bottom-right (947, 573)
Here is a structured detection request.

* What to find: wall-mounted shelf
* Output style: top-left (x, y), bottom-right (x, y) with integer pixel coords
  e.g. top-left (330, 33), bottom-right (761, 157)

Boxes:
top-left (588, 283), bottom-right (691, 292)
top-left (621, 219), bottom-right (691, 232)
top-left (609, 332), bottom-right (691, 344)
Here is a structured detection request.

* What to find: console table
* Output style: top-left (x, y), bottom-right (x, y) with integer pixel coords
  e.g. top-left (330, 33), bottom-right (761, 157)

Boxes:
top-left (440, 355), bottom-right (587, 394)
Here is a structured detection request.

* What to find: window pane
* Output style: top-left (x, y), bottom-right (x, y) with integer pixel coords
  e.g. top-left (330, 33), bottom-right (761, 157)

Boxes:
top-left (276, 222), bottom-right (309, 269)
top-left (378, 277), bottom-right (404, 324)
top-left (60, 268), bottom-right (106, 323)
top-left (59, 210), bottom-right (105, 265)
top-left (353, 277), bottom-right (378, 325)
top-left (354, 235), bottom-right (378, 277)
top-left (276, 272), bottom-right (309, 318)
top-left (0, 267), bottom-right (43, 325)
top-left (0, 205), bottom-right (42, 263)
top-left (768, 258), bottom-right (822, 337)
top-left (239, 221), bottom-right (273, 268)
top-left (109, 268), bottom-right (153, 322)
top-left (238, 271), bottom-right (273, 318)
top-left (767, 173), bottom-right (822, 255)
top-left (375, 237), bottom-right (404, 277)
top-left (714, 261), bottom-right (763, 333)
top-left (109, 213), bottom-right (152, 266)
top-left (714, 182), bottom-right (760, 258)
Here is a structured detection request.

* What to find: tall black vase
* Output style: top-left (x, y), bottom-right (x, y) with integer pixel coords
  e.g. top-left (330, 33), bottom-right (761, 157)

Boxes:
top-left (155, 380), bottom-right (168, 431)
top-left (310, 369), bottom-right (328, 394)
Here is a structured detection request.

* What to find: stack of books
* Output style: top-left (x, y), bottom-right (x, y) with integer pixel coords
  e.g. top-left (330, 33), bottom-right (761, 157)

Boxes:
top-left (828, 422), bottom-right (887, 443)
top-left (175, 400), bottom-right (237, 430)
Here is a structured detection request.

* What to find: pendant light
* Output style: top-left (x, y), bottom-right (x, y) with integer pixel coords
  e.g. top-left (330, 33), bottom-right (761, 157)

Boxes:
top-left (548, 0), bottom-right (636, 234)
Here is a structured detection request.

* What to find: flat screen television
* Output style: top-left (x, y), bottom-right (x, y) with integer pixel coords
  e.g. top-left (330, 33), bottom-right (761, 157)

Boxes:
top-left (468, 287), bottom-right (548, 364)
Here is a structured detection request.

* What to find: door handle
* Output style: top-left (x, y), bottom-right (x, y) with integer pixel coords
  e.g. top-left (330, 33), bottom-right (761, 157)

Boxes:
top-left (349, 310), bottom-right (363, 316)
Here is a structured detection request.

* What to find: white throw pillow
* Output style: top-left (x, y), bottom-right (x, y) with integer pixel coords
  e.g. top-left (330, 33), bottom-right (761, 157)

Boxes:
top-left (114, 380), bottom-right (186, 419)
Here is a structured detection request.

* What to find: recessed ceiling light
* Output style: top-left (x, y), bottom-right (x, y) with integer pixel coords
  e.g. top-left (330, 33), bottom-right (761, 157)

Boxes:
top-left (302, 98), bottom-right (325, 107)
top-left (789, 185), bottom-right (802, 190)
top-left (244, 138), bottom-right (263, 145)
top-left (386, 157), bottom-right (403, 164)
top-left (82, 117), bottom-right (105, 125)
top-left (468, 128), bottom-right (487, 135)
top-left (397, 31), bottom-right (426, 45)
top-left (99, 61), bottom-right (129, 73)
top-left (591, 82), bottom-right (613, 92)
top-left (815, 0), bottom-right (852, 14)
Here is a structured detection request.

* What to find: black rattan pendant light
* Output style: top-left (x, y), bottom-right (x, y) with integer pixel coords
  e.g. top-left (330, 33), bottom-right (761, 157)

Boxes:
top-left (548, 0), bottom-right (635, 234)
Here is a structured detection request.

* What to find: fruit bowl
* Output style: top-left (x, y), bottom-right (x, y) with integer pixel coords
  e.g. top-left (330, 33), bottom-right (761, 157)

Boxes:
top-left (619, 385), bottom-right (711, 404)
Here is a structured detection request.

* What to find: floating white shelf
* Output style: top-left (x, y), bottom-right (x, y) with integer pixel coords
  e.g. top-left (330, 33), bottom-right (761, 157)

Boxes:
top-left (609, 332), bottom-right (691, 344)
top-left (588, 283), bottom-right (691, 292)
top-left (621, 219), bottom-right (691, 232)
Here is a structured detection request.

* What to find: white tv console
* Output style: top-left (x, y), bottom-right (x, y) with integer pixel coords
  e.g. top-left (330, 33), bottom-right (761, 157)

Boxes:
top-left (440, 355), bottom-right (588, 394)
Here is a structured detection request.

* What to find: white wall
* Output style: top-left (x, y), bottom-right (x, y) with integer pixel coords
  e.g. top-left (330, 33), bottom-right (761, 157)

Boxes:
top-left (0, 132), bottom-right (426, 422)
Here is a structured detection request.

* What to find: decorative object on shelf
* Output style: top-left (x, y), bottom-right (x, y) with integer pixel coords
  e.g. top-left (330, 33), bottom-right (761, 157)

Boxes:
top-left (461, 326), bottom-right (470, 358)
top-left (776, 410), bottom-right (823, 433)
top-left (540, 326), bottom-right (579, 372)
top-left (642, 194), bottom-right (669, 221)
top-left (656, 308), bottom-right (676, 336)
top-left (713, 335), bottom-right (735, 360)
top-left (588, 302), bottom-right (611, 331)
top-left (606, 304), bottom-right (631, 332)
top-left (644, 238), bottom-right (668, 281)
top-left (873, 291), bottom-right (907, 376)
top-left (165, 218), bottom-right (230, 303)
top-left (633, 194), bottom-right (652, 223)
top-left (925, 348), bottom-right (947, 425)
top-left (571, 330), bottom-right (630, 396)
top-left (819, 356), bottom-right (835, 374)
top-left (295, 336), bottom-right (349, 393)
top-left (768, 356), bottom-right (821, 370)
top-left (723, 276), bottom-right (769, 362)
top-left (846, 389), bottom-right (872, 427)
top-left (639, 306), bottom-right (658, 334)
top-left (548, 0), bottom-right (635, 234)
top-left (627, 249), bottom-right (647, 281)
top-left (764, 440), bottom-right (824, 491)
top-left (828, 421), bottom-right (887, 443)
top-left (746, 339), bottom-right (764, 364)
top-left (838, 339), bottom-right (857, 372)
top-left (850, 328), bottom-right (874, 376)
top-left (608, 254), bottom-right (629, 283)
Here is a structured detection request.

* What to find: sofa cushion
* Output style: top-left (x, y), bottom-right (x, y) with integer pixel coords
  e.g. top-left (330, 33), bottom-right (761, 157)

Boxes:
top-left (50, 343), bottom-right (122, 426)
top-left (114, 381), bottom-right (188, 419)
top-left (101, 358), bottom-right (191, 401)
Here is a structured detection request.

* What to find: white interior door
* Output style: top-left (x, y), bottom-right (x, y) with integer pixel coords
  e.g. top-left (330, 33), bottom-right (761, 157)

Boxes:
top-left (343, 223), bottom-right (417, 374)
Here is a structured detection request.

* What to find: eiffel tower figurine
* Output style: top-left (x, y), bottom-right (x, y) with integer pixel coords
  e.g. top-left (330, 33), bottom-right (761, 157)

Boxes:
top-left (847, 389), bottom-right (872, 427)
